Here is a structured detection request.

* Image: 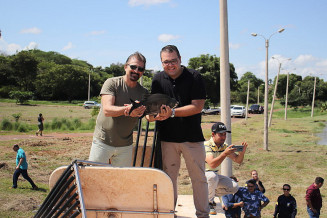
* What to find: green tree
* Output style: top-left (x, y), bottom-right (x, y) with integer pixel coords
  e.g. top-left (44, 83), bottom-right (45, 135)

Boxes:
top-left (188, 54), bottom-right (238, 105)
top-left (10, 50), bottom-right (39, 91)
top-left (233, 72), bottom-right (264, 103)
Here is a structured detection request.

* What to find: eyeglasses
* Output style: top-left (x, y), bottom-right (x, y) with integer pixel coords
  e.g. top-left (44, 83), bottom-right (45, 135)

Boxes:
top-left (128, 64), bottom-right (145, 72)
top-left (247, 185), bottom-right (255, 188)
top-left (283, 188), bottom-right (290, 191)
top-left (162, 59), bottom-right (178, 66)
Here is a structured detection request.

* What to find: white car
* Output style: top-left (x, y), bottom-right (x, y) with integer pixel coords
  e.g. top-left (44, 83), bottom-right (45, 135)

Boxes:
top-left (231, 105), bottom-right (246, 118)
top-left (83, 101), bottom-right (101, 109)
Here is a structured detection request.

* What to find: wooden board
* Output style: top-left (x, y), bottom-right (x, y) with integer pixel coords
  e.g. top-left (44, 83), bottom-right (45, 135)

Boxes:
top-left (49, 166), bottom-right (174, 217)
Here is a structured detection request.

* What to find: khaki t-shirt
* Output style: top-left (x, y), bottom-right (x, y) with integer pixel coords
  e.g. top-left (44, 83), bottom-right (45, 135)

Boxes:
top-left (204, 138), bottom-right (228, 171)
top-left (93, 76), bottom-right (148, 147)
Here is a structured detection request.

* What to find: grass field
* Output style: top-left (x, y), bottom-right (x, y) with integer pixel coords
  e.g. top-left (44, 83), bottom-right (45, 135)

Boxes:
top-left (0, 101), bottom-right (327, 217)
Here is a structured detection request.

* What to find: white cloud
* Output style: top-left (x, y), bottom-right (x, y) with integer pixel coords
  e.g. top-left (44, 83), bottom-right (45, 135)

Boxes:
top-left (158, 34), bottom-right (180, 42)
top-left (293, 54), bottom-right (317, 66)
top-left (24, 42), bottom-right (38, 50)
top-left (229, 43), bottom-right (241, 50)
top-left (128, 0), bottom-right (170, 6)
top-left (7, 43), bottom-right (21, 54)
top-left (20, 27), bottom-right (42, 34)
top-left (236, 54), bottom-right (327, 81)
top-left (88, 30), bottom-right (106, 36)
top-left (62, 42), bottom-right (73, 51)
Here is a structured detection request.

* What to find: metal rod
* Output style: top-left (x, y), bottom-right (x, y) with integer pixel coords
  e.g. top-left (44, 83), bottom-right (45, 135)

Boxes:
top-left (133, 118), bottom-right (143, 166)
top-left (35, 165), bottom-right (74, 218)
top-left (53, 193), bottom-right (78, 218)
top-left (60, 200), bottom-right (80, 218)
top-left (86, 209), bottom-right (174, 215)
top-left (42, 176), bottom-right (76, 217)
top-left (69, 209), bottom-right (81, 218)
top-left (149, 121), bottom-right (158, 167)
top-left (46, 185), bottom-right (77, 218)
top-left (140, 121), bottom-right (150, 167)
top-left (73, 163), bottom-right (86, 218)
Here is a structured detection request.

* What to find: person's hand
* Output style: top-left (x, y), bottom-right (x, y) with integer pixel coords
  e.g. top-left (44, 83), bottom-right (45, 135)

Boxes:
top-left (153, 105), bottom-right (172, 121)
top-left (223, 145), bottom-right (237, 156)
top-left (241, 141), bottom-right (248, 153)
top-left (223, 205), bottom-right (228, 210)
top-left (16, 166), bottom-right (19, 170)
top-left (239, 201), bottom-right (244, 207)
top-left (310, 208), bottom-right (317, 213)
top-left (124, 103), bottom-right (146, 117)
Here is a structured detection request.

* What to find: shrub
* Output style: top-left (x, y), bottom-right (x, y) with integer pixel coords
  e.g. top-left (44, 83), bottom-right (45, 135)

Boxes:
top-left (1, 118), bottom-right (13, 131)
top-left (9, 91), bottom-right (33, 104)
top-left (12, 113), bottom-right (22, 122)
top-left (17, 123), bottom-right (29, 132)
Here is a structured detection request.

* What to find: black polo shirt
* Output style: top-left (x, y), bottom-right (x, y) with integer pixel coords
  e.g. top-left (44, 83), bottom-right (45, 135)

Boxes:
top-left (151, 66), bottom-right (206, 142)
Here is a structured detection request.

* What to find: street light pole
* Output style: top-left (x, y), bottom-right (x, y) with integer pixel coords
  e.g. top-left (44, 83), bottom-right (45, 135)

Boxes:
top-left (311, 76), bottom-right (317, 117)
top-left (88, 69), bottom-right (91, 101)
top-left (269, 57), bottom-right (291, 127)
top-left (285, 71), bottom-right (289, 120)
top-left (246, 80), bottom-right (250, 119)
top-left (251, 28), bottom-right (285, 151)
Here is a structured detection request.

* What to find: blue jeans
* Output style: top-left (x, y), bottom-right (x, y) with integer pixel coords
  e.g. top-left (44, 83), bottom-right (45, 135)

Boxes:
top-left (307, 206), bottom-right (320, 218)
top-left (13, 168), bottom-right (37, 188)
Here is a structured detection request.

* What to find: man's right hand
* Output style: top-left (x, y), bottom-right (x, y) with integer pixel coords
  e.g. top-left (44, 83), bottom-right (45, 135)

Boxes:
top-left (223, 145), bottom-right (237, 156)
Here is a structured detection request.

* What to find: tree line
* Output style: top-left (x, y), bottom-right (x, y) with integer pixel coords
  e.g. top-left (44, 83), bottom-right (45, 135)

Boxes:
top-left (1, 49), bottom-right (326, 108)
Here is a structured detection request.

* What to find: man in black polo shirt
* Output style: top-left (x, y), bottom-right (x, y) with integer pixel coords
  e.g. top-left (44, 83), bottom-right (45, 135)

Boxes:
top-left (147, 45), bottom-right (209, 218)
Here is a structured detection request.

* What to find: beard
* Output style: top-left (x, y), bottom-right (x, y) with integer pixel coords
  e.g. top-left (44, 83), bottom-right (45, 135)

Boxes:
top-left (129, 72), bottom-right (140, 81)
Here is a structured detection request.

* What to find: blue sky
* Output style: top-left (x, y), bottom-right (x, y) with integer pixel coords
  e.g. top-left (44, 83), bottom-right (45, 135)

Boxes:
top-left (1, 0), bottom-right (326, 81)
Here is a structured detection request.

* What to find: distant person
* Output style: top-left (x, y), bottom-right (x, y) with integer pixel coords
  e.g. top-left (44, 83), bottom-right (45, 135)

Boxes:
top-left (89, 52), bottom-right (147, 167)
top-left (36, 113), bottom-right (44, 136)
top-left (305, 177), bottom-right (324, 218)
top-left (11, 144), bottom-right (38, 190)
top-left (222, 176), bottom-right (244, 218)
top-left (204, 122), bottom-right (248, 215)
top-left (273, 184), bottom-right (297, 218)
top-left (247, 170), bottom-right (265, 193)
top-left (237, 179), bottom-right (270, 218)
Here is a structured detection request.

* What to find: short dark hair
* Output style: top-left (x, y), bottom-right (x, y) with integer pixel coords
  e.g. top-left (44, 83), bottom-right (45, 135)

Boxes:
top-left (160, 45), bottom-right (181, 59)
top-left (125, 52), bottom-right (146, 68)
top-left (315, 177), bottom-right (324, 185)
top-left (247, 179), bottom-right (256, 186)
top-left (230, 176), bottom-right (238, 182)
top-left (283, 184), bottom-right (291, 189)
top-left (13, 144), bottom-right (19, 149)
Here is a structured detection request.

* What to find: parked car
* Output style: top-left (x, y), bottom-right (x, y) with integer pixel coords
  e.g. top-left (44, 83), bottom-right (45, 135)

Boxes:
top-left (83, 101), bottom-right (101, 109)
top-left (201, 107), bottom-right (220, 115)
top-left (231, 105), bottom-right (246, 118)
top-left (248, 104), bottom-right (264, 114)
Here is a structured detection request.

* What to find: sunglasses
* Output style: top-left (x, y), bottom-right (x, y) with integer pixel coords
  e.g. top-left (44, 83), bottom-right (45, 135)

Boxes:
top-left (283, 188), bottom-right (290, 191)
top-left (128, 64), bottom-right (145, 72)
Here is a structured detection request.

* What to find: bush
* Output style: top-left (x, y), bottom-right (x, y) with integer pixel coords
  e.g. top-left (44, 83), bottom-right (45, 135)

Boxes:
top-left (1, 118), bottom-right (13, 131)
top-left (9, 91), bottom-right (33, 104)
top-left (17, 123), bottom-right (29, 132)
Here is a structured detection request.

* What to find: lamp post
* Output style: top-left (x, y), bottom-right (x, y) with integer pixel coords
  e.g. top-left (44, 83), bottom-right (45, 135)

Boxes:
top-left (311, 76), bottom-right (317, 117)
top-left (246, 80), bottom-right (250, 119)
top-left (251, 28), bottom-right (285, 151)
top-left (88, 69), bottom-right (92, 101)
top-left (282, 68), bottom-right (296, 120)
top-left (268, 57), bottom-right (291, 127)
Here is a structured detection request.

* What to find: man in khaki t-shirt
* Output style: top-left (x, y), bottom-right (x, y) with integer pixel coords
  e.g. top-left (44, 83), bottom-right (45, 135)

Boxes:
top-left (89, 52), bottom-right (148, 167)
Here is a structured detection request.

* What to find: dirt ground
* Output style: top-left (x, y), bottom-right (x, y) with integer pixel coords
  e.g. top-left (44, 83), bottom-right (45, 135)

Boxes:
top-left (0, 116), bottom-right (248, 214)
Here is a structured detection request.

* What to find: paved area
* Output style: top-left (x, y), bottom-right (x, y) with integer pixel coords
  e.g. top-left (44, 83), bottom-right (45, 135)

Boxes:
top-left (176, 195), bottom-right (225, 217)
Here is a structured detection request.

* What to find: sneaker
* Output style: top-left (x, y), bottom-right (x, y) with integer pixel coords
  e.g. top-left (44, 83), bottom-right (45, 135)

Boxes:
top-left (209, 202), bottom-right (217, 215)
top-left (9, 186), bottom-right (17, 189)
